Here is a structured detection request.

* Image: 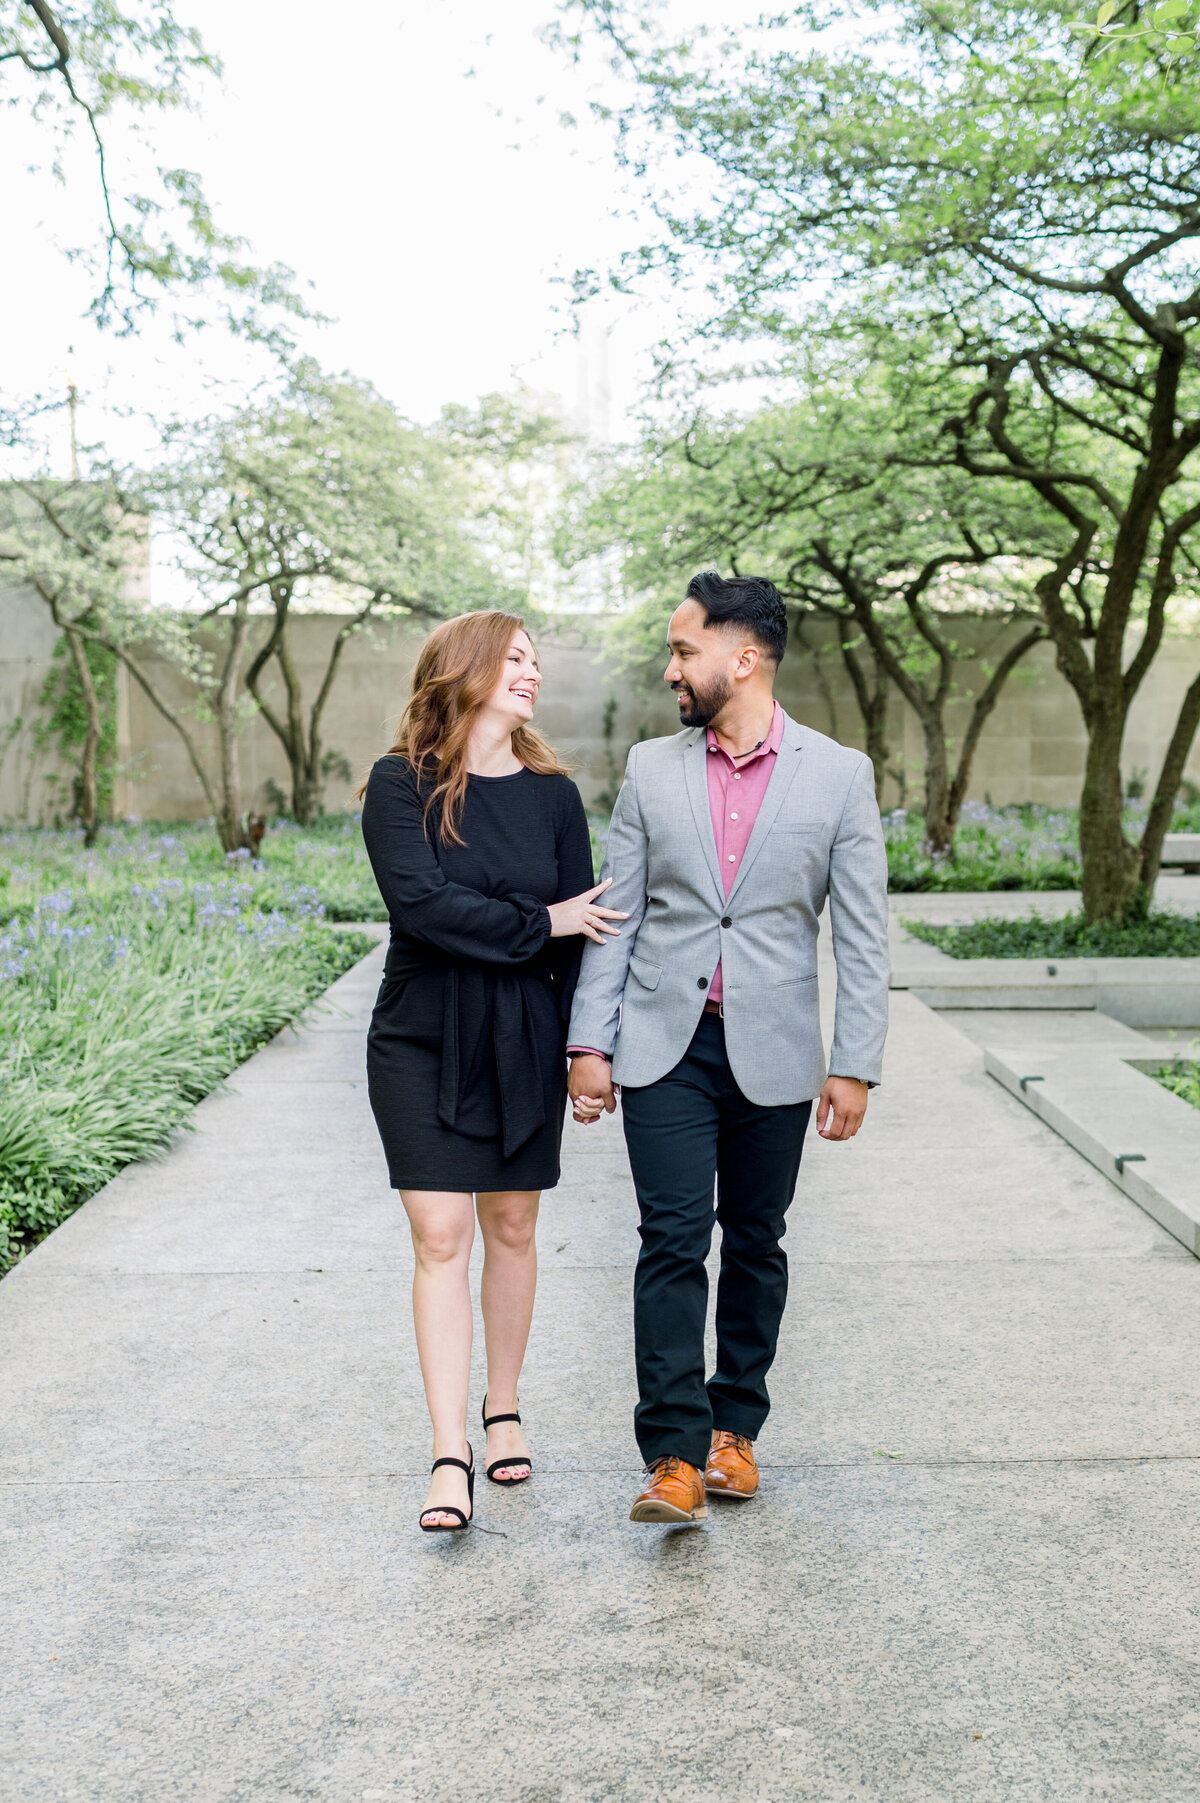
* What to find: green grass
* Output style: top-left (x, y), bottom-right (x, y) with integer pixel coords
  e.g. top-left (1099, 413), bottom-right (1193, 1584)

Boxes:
top-left (0, 819), bottom-right (378, 1272)
top-left (904, 910), bottom-right (1200, 959)
top-left (1153, 1060), bottom-right (1200, 1110)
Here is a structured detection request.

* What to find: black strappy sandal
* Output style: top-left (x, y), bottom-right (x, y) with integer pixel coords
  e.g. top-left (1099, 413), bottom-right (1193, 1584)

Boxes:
top-left (481, 1396), bottom-right (533, 1486)
top-left (419, 1446), bottom-right (475, 1532)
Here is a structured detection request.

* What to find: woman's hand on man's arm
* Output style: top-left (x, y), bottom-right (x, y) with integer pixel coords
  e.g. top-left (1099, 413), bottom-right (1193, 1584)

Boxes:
top-left (547, 879), bottom-right (628, 945)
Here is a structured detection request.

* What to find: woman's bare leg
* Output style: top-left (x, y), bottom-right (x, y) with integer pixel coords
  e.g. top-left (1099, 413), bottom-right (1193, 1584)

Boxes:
top-left (476, 1188), bottom-right (540, 1478)
top-left (400, 1188), bottom-right (476, 1526)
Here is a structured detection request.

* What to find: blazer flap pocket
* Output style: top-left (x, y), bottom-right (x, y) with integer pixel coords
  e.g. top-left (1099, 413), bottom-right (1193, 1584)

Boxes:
top-left (775, 821), bottom-right (826, 835)
top-left (628, 953), bottom-right (663, 992)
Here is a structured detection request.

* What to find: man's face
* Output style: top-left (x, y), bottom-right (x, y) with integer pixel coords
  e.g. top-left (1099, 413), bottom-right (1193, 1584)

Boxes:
top-left (664, 599), bottom-right (738, 726)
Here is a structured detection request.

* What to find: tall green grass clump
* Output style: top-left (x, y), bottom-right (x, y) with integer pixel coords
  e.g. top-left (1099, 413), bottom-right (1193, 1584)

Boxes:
top-left (0, 856), bottom-right (373, 1271)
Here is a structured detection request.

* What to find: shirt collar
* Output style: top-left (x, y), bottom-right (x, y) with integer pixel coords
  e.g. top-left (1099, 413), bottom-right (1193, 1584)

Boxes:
top-left (706, 701), bottom-right (785, 768)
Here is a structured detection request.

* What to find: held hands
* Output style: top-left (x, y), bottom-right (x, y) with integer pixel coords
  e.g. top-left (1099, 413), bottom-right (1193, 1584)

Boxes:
top-left (569, 1053), bottom-right (617, 1125)
top-left (816, 1075), bottom-right (869, 1141)
top-left (548, 878), bottom-right (629, 946)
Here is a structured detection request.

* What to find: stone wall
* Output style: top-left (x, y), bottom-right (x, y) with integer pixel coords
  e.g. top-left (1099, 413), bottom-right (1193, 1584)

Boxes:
top-left (3, 589), bottom-right (1199, 824)
top-left (0, 578), bottom-right (77, 826)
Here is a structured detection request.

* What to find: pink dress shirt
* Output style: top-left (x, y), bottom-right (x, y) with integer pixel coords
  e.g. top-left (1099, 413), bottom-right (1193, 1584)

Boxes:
top-left (704, 700), bottom-right (784, 1004)
top-left (568, 702), bottom-right (784, 1054)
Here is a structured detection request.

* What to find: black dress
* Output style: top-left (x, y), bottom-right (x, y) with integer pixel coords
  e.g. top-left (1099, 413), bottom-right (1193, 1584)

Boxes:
top-left (361, 756), bottom-right (594, 1192)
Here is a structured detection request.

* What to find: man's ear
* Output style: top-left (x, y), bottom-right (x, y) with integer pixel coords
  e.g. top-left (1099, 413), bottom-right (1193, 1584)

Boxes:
top-left (734, 643), bottom-right (761, 680)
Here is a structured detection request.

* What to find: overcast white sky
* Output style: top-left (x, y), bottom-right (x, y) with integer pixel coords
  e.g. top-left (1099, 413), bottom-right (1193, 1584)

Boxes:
top-left (3, 0), bottom-right (728, 473)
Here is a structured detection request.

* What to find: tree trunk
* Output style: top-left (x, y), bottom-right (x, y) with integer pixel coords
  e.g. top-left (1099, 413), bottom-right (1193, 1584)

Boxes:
top-left (244, 590), bottom-right (373, 825)
top-left (273, 629), bottom-right (316, 822)
top-left (214, 602), bottom-right (253, 854)
top-left (1078, 720), bottom-right (1140, 922)
top-left (832, 617), bottom-right (890, 803)
top-left (862, 679), bottom-right (889, 806)
top-left (1137, 666), bottom-right (1200, 905)
top-left (920, 722), bottom-right (954, 856)
top-left (62, 625), bottom-right (101, 847)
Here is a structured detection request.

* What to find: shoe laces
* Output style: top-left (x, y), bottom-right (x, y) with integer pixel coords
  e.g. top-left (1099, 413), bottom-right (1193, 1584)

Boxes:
top-left (646, 1455), bottom-right (683, 1480)
top-left (713, 1431), bottom-right (752, 1455)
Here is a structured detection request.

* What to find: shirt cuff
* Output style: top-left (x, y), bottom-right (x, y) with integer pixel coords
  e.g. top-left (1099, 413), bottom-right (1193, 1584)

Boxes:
top-left (567, 1047), bottom-right (610, 1060)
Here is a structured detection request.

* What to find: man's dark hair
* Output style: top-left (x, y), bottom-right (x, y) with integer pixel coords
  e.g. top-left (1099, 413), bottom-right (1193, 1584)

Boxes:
top-left (685, 571), bottom-right (788, 665)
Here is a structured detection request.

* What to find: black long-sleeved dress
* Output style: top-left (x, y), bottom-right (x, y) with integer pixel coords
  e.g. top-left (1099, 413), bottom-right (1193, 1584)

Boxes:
top-left (361, 756), bottom-right (595, 1192)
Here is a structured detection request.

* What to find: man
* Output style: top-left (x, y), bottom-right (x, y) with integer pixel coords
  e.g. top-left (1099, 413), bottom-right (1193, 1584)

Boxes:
top-left (567, 572), bottom-right (889, 1524)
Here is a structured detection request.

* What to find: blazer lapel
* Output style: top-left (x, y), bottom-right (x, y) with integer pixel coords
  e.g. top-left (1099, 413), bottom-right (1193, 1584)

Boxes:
top-left (725, 714), bottom-right (805, 906)
top-left (682, 727), bottom-right (726, 905)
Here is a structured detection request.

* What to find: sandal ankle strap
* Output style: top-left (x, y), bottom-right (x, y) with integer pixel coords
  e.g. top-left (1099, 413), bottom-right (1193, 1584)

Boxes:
top-left (430, 1455), bottom-right (472, 1475)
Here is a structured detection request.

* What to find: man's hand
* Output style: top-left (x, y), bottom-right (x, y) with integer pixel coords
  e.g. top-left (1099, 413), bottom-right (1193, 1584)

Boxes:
top-left (816, 1076), bottom-right (869, 1141)
top-left (568, 1054), bottom-right (617, 1125)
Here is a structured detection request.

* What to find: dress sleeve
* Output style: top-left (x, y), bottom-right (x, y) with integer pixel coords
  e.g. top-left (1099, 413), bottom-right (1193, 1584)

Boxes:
top-left (552, 779), bottom-right (596, 903)
top-left (549, 779), bottom-right (596, 1023)
top-left (361, 759), bottom-right (552, 965)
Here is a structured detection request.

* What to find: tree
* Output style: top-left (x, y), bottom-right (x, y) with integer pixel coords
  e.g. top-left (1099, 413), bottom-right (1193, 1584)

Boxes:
top-left (158, 367), bottom-right (518, 828)
top-left (563, 393), bottom-right (1051, 850)
top-left (0, 475), bottom-right (216, 843)
top-left (437, 387), bottom-right (582, 610)
top-left (0, 0), bottom-right (303, 339)
top-left (1073, 0), bottom-right (1200, 66)
top-left (559, 0), bottom-right (1200, 920)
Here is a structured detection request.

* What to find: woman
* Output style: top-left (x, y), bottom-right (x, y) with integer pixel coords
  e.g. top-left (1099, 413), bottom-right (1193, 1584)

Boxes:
top-left (360, 611), bottom-right (625, 1532)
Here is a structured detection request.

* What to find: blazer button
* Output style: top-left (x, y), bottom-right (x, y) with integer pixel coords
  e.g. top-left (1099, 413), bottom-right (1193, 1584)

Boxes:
top-left (697, 976), bottom-right (708, 989)
top-left (721, 916), bottom-right (732, 929)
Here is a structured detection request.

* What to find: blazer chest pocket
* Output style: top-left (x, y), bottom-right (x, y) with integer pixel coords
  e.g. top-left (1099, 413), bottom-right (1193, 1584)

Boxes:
top-left (628, 953), bottom-right (663, 992)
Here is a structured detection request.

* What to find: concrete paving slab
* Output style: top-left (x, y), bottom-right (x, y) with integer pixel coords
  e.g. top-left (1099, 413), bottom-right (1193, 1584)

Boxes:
top-left (7, 925), bottom-right (1200, 1798)
top-left (985, 1046), bottom-right (1200, 1256)
top-left (888, 874), bottom-right (1200, 924)
top-left (6, 1251), bottom-right (1200, 1484)
top-left (939, 1007), bottom-right (1153, 1051)
top-left (5, 1463), bottom-right (1200, 1803)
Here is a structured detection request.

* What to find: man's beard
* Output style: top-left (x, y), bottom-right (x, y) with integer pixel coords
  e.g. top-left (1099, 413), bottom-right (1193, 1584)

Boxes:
top-left (673, 672), bottom-right (731, 728)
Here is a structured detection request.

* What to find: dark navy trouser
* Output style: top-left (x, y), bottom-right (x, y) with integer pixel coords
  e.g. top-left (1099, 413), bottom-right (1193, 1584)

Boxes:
top-left (619, 1011), bottom-right (812, 1471)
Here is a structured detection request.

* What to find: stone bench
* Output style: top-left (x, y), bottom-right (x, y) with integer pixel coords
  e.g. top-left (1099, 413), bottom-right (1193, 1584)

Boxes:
top-left (1162, 832), bottom-right (1200, 873)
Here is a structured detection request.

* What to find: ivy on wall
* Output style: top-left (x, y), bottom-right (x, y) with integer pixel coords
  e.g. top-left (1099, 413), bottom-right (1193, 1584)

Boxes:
top-left (35, 634), bottom-right (119, 823)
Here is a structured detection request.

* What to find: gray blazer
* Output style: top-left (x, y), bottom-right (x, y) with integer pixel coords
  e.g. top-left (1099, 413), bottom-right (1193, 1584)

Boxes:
top-left (567, 711), bottom-right (890, 1104)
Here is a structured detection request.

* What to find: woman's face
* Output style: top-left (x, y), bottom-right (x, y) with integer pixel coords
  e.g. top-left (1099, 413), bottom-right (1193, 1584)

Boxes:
top-left (485, 629), bottom-right (542, 728)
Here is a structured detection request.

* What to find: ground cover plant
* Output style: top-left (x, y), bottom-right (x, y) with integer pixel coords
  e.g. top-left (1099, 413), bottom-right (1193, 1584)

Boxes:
top-left (0, 820), bottom-right (377, 1272)
top-left (882, 796), bottom-right (1200, 893)
top-left (904, 911), bottom-right (1200, 960)
top-left (1153, 1059), bottom-right (1200, 1112)
top-left (0, 815), bottom-right (384, 923)
top-left (882, 802), bottom-right (1081, 893)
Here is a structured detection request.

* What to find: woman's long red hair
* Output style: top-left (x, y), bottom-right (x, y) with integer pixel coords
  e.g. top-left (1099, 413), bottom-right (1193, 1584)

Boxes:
top-left (358, 610), bottom-right (570, 844)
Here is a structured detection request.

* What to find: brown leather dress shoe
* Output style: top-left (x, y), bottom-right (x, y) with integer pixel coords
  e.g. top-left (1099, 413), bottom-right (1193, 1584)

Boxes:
top-left (704, 1429), bottom-right (759, 1499)
top-left (629, 1455), bottom-right (707, 1523)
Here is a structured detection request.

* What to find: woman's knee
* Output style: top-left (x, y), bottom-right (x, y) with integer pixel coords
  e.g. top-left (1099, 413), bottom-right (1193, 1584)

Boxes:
top-left (479, 1192), bottom-right (538, 1254)
top-left (409, 1214), bottom-right (472, 1268)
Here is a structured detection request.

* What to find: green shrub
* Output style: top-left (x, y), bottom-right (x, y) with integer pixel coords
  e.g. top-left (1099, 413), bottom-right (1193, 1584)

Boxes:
top-left (1152, 1059), bottom-right (1200, 1111)
top-left (0, 852), bottom-right (373, 1272)
top-left (904, 910), bottom-right (1200, 959)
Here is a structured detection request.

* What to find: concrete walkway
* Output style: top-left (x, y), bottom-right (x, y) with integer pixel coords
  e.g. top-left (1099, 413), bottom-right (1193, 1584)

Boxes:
top-left (5, 920), bottom-right (1200, 1802)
